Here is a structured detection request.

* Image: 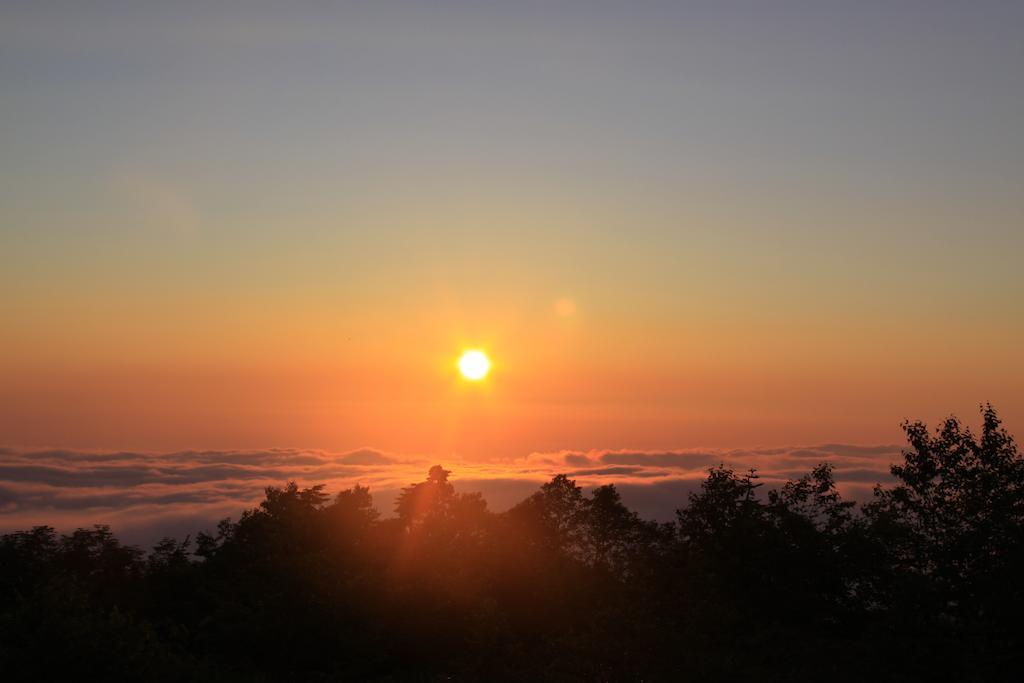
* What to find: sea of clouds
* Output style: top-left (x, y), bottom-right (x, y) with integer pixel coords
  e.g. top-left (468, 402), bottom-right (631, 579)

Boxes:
top-left (0, 444), bottom-right (901, 546)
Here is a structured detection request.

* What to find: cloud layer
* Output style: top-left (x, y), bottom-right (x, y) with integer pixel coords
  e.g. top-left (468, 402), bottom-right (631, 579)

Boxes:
top-left (0, 443), bottom-right (901, 545)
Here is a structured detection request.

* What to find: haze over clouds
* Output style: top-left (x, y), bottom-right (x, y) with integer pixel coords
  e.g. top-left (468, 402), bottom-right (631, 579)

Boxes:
top-left (0, 443), bottom-right (898, 544)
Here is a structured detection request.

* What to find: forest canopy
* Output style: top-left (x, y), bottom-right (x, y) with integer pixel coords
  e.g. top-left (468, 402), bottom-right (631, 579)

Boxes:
top-left (2, 406), bottom-right (1022, 681)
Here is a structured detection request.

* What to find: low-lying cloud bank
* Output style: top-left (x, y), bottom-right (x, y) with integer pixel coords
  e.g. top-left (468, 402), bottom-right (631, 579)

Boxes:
top-left (0, 444), bottom-right (900, 545)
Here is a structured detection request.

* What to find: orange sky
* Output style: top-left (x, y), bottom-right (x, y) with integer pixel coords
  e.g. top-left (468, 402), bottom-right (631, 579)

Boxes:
top-left (2, 3), bottom-right (1023, 459)
top-left (2, 298), bottom-right (1020, 455)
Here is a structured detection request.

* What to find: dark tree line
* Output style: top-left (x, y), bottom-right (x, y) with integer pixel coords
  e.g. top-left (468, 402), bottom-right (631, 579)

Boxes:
top-left (2, 405), bottom-right (1022, 681)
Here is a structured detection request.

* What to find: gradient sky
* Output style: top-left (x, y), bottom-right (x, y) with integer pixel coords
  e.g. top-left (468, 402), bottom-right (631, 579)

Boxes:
top-left (2, 1), bottom-right (1022, 460)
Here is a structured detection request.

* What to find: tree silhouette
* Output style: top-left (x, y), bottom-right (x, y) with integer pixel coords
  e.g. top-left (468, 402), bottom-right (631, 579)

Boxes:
top-left (864, 404), bottom-right (1024, 670)
top-left (395, 464), bottom-right (456, 528)
top-left (2, 405), bottom-right (1022, 681)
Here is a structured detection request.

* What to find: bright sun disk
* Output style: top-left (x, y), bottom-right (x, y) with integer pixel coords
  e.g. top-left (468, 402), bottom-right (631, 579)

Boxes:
top-left (458, 350), bottom-right (491, 381)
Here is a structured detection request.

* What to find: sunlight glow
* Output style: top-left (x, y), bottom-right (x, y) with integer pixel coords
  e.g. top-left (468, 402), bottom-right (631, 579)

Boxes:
top-left (458, 350), bottom-right (491, 381)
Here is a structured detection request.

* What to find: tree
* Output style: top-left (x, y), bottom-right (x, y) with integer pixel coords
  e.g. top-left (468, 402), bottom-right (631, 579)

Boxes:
top-left (324, 483), bottom-right (379, 551)
top-left (677, 465), bottom-right (765, 546)
top-left (768, 463), bottom-right (856, 536)
top-left (581, 484), bottom-right (666, 578)
top-left (866, 404), bottom-right (1024, 622)
top-left (508, 474), bottom-right (588, 557)
top-left (394, 465), bottom-right (456, 528)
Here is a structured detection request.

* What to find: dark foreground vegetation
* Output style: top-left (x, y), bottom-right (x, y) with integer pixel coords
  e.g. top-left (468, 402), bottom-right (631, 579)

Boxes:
top-left (2, 406), bottom-right (1023, 681)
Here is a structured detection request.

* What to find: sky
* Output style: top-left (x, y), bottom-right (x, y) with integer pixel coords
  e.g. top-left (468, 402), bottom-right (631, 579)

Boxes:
top-left (1, 1), bottom-right (1022, 537)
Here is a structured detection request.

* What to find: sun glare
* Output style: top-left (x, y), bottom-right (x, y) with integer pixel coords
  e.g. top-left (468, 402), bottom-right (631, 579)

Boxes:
top-left (458, 350), bottom-right (491, 381)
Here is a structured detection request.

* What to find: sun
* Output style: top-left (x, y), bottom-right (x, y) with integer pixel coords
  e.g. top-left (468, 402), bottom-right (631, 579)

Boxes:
top-left (458, 350), bottom-right (491, 381)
